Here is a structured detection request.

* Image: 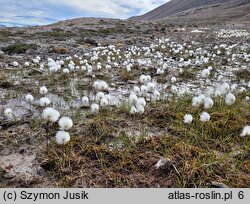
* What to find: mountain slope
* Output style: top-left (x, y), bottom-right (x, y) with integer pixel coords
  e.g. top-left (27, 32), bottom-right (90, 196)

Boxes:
top-left (130, 0), bottom-right (250, 23)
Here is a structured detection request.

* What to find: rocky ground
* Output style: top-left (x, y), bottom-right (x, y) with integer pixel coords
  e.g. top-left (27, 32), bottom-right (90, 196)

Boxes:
top-left (0, 18), bottom-right (249, 187)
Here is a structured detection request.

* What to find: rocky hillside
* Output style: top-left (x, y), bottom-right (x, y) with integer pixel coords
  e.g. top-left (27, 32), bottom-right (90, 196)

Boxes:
top-left (130, 0), bottom-right (250, 24)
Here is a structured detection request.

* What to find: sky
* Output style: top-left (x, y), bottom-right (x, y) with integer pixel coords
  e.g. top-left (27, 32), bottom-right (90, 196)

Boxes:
top-left (0, 0), bottom-right (168, 27)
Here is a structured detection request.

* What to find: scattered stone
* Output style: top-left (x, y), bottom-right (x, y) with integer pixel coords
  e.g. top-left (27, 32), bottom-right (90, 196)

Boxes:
top-left (81, 78), bottom-right (91, 85)
top-left (155, 158), bottom-right (172, 170)
top-left (210, 181), bottom-right (229, 188)
top-left (83, 38), bottom-right (98, 46)
top-left (19, 148), bottom-right (26, 154)
top-left (15, 166), bottom-right (33, 174)
top-left (13, 81), bottom-right (21, 86)
top-left (128, 80), bottom-right (138, 84)
top-left (116, 81), bottom-right (125, 85)
top-left (37, 166), bottom-right (45, 176)
top-left (3, 170), bottom-right (16, 179)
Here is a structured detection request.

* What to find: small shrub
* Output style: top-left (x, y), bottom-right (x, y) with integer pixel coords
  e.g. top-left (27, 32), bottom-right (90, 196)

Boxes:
top-left (179, 69), bottom-right (196, 80)
top-left (234, 69), bottom-right (250, 81)
top-left (2, 43), bottom-right (38, 54)
top-left (40, 31), bottom-right (75, 41)
top-left (49, 47), bottom-right (67, 54)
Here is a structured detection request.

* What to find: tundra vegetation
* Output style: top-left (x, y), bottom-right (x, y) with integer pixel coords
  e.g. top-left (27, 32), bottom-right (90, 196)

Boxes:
top-left (0, 18), bottom-right (249, 187)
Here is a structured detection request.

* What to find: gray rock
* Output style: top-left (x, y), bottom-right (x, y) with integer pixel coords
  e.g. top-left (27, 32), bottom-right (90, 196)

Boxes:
top-left (3, 170), bottom-right (16, 179)
top-left (37, 166), bottom-right (45, 176)
top-left (15, 166), bottom-right (33, 174)
top-left (210, 181), bottom-right (229, 188)
top-left (155, 158), bottom-right (172, 169)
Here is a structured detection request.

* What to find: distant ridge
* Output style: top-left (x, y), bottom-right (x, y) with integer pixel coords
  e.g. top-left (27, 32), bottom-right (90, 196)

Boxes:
top-left (130, 0), bottom-right (250, 23)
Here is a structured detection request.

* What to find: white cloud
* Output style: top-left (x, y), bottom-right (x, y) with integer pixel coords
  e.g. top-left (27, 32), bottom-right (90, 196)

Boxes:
top-left (53, 0), bottom-right (168, 18)
top-left (0, 0), bottom-right (169, 26)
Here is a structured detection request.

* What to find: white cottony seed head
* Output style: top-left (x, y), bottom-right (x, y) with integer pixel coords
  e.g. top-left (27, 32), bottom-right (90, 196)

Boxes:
top-left (100, 98), bottom-right (109, 107)
top-left (225, 93), bottom-right (236, 106)
top-left (55, 131), bottom-right (70, 145)
top-left (82, 96), bottom-right (89, 106)
top-left (192, 96), bottom-right (202, 107)
top-left (204, 97), bottom-right (214, 109)
top-left (96, 92), bottom-right (105, 102)
top-left (183, 114), bottom-right (193, 124)
top-left (136, 105), bottom-right (145, 114)
top-left (136, 97), bottom-right (146, 107)
top-left (240, 126), bottom-right (250, 137)
top-left (200, 112), bottom-right (211, 122)
top-left (129, 93), bottom-right (138, 104)
top-left (25, 94), bottom-right (34, 102)
top-left (42, 107), bottom-right (60, 123)
top-left (58, 116), bottom-right (73, 131)
top-left (4, 108), bottom-right (13, 118)
top-left (40, 86), bottom-right (48, 95)
top-left (39, 97), bottom-right (51, 107)
top-left (91, 103), bottom-right (99, 113)
top-left (63, 68), bottom-right (70, 74)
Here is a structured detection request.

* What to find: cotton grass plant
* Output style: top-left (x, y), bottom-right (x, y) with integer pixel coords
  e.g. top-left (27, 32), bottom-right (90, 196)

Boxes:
top-left (1, 29), bottom-right (250, 187)
top-left (42, 107), bottom-right (60, 151)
